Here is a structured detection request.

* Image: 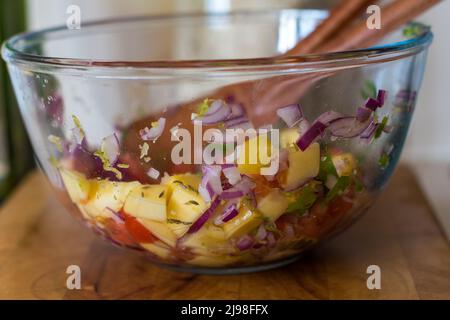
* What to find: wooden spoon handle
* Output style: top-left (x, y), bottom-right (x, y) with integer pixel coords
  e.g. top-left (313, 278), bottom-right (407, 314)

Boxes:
top-left (285, 0), bottom-right (376, 56)
top-left (318, 0), bottom-right (441, 53)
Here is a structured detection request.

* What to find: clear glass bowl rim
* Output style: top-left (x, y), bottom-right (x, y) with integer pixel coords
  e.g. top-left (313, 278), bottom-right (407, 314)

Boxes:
top-left (1, 9), bottom-right (433, 77)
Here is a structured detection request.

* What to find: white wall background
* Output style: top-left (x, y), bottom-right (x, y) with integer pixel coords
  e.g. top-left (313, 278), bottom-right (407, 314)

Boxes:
top-left (27, 0), bottom-right (450, 163)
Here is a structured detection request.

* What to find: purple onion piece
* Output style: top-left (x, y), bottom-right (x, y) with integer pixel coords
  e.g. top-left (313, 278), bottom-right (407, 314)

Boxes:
top-left (276, 104), bottom-right (303, 128)
top-left (377, 90), bottom-right (387, 107)
top-left (356, 107), bottom-right (372, 122)
top-left (365, 97), bottom-right (381, 111)
top-left (236, 235), bottom-right (254, 251)
top-left (328, 116), bottom-right (372, 138)
top-left (296, 121), bottom-right (327, 151)
top-left (188, 196), bottom-right (221, 233)
top-left (315, 111), bottom-right (343, 125)
top-left (221, 204), bottom-right (239, 223)
top-left (198, 103), bottom-right (231, 124)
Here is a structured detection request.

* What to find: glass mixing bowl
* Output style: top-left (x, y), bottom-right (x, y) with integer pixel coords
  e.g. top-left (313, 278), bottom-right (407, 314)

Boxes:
top-left (2, 10), bottom-right (432, 273)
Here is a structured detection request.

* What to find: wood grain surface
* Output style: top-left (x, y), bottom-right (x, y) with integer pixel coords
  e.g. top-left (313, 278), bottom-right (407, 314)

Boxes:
top-left (0, 166), bottom-right (449, 300)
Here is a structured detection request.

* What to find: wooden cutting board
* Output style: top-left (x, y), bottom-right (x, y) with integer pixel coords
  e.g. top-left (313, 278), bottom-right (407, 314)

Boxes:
top-left (0, 166), bottom-right (449, 300)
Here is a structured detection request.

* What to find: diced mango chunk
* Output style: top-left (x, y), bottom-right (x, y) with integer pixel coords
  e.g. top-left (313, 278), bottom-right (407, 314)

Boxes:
top-left (59, 168), bottom-right (91, 203)
top-left (181, 224), bottom-right (228, 255)
top-left (222, 202), bottom-right (263, 239)
top-left (166, 176), bottom-right (207, 237)
top-left (331, 153), bottom-right (357, 177)
top-left (164, 174), bottom-right (202, 197)
top-left (124, 185), bottom-right (167, 221)
top-left (84, 180), bottom-right (140, 219)
top-left (257, 189), bottom-right (288, 221)
top-left (140, 241), bottom-right (172, 259)
top-left (280, 143), bottom-right (320, 190)
top-left (137, 218), bottom-right (177, 247)
top-left (280, 128), bottom-right (300, 149)
top-left (237, 134), bottom-right (272, 175)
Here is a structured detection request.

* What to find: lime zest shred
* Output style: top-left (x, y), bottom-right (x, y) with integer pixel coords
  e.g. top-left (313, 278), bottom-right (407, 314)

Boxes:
top-left (378, 152), bottom-right (390, 169)
top-left (49, 155), bottom-right (59, 168)
top-left (374, 116), bottom-right (389, 139)
top-left (197, 98), bottom-right (211, 116)
top-left (94, 149), bottom-right (122, 180)
top-left (48, 135), bottom-right (63, 152)
top-left (117, 163), bottom-right (129, 169)
top-left (139, 142), bottom-right (150, 160)
top-left (72, 115), bottom-right (85, 137)
top-left (361, 80), bottom-right (377, 100)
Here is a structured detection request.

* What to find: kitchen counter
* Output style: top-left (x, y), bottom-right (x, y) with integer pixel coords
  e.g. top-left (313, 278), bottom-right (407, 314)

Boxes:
top-left (0, 166), bottom-right (449, 299)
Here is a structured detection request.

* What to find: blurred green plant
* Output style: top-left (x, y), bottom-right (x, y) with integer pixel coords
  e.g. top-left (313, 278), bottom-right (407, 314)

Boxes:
top-left (0, 0), bottom-right (34, 202)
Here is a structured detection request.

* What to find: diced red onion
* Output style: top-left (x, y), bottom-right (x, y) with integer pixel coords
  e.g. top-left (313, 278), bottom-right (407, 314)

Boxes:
top-left (147, 167), bottom-right (160, 180)
top-left (266, 232), bottom-right (276, 248)
top-left (102, 133), bottom-right (120, 165)
top-left (223, 166), bottom-right (241, 185)
top-left (201, 165), bottom-right (223, 196)
top-left (219, 203), bottom-right (239, 224)
top-left (315, 111), bottom-right (343, 125)
top-left (198, 102), bottom-right (231, 124)
top-left (224, 115), bottom-right (248, 128)
top-left (277, 104), bottom-right (303, 128)
top-left (360, 121), bottom-right (379, 142)
top-left (188, 196), bottom-right (221, 233)
top-left (228, 103), bottom-right (245, 119)
top-left (255, 224), bottom-right (267, 241)
top-left (328, 116), bottom-right (372, 138)
top-left (236, 235), bottom-right (254, 251)
top-left (377, 90), bottom-right (387, 106)
top-left (205, 99), bottom-right (224, 116)
top-left (297, 119), bottom-right (311, 137)
top-left (356, 107), bottom-right (372, 122)
top-left (296, 121), bottom-right (327, 151)
top-left (365, 97), bottom-right (381, 111)
top-left (140, 117), bottom-right (166, 141)
top-left (220, 189), bottom-right (244, 200)
top-left (105, 207), bottom-right (124, 224)
top-left (198, 184), bottom-right (211, 203)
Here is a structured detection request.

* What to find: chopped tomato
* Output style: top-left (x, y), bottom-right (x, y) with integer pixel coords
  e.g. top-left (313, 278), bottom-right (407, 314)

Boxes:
top-left (103, 218), bottom-right (137, 246)
top-left (123, 213), bottom-right (157, 243)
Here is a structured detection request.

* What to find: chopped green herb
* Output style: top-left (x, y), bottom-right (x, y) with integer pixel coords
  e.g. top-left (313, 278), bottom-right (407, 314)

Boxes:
top-left (403, 22), bottom-right (429, 39)
top-left (158, 191), bottom-right (165, 198)
top-left (139, 142), bottom-right (149, 160)
top-left (167, 219), bottom-right (192, 225)
top-left (326, 176), bottom-right (351, 203)
top-left (141, 191), bottom-right (145, 198)
top-left (197, 98), bottom-right (211, 116)
top-left (378, 152), bottom-right (390, 169)
top-left (94, 149), bottom-right (122, 180)
top-left (361, 80), bottom-right (377, 100)
top-left (72, 115), bottom-right (85, 137)
top-left (317, 153), bottom-right (338, 182)
top-left (374, 116), bottom-right (389, 139)
top-left (117, 163), bottom-right (129, 169)
top-left (286, 184), bottom-right (318, 215)
top-left (185, 200), bottom-right (200, 206)
top-left (354, 177), bottom-right (365, 192)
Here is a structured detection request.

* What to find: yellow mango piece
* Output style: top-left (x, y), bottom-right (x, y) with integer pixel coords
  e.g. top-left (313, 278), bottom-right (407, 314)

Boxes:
top-left (181, 224), bottom-right (228, 255)
top-left (84, 180), bottom-right (140, 219)
top-left (124, 185), bottom-right (167, 221)
top-left (164, 174), bottom-right (202, 197)
top-left (222, 202), bottom-right (263, 239)
top-left (257, 189), bottom-right (289, 221)
top-left (280, 128), bottom-right (300, 149)
top-left (280, 143), bottom-right (320, 190)
top-left (137, 218), bottom-right (177, 247)
top-left (140, 241), bottom-right (172, 259)
top-left (332, 153), bottom-right (357, 177)
top-left (59, 168), bottom-right (91, 203)
top-left (237, 134), bottom-right (272, 175)
top-left (166, 179), bottom-right (207, 238)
